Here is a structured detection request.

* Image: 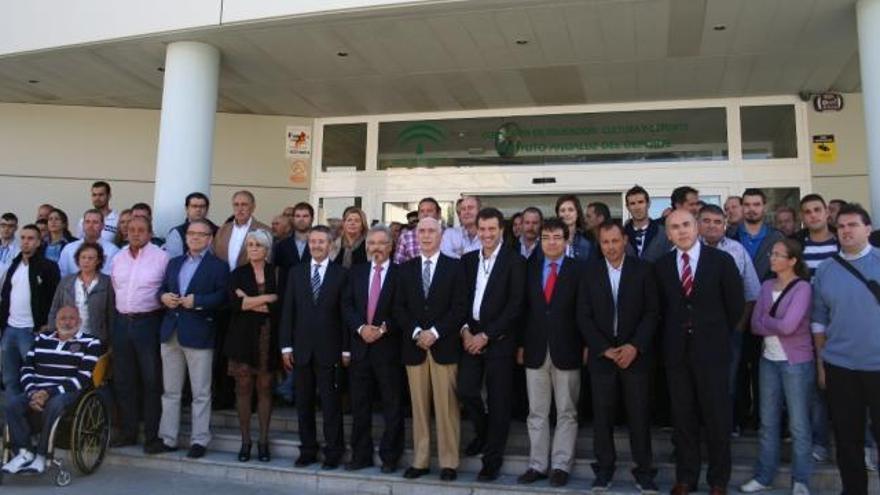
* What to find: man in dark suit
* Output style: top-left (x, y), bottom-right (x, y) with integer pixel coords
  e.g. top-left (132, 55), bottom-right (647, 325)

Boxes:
top-left (280, 225), bottom-right (350, 470)
top-left (342, 225), bottom-right (404, 473)
top-left (274, 201), bottom-right (313, 294)
top-left (394, 217), bottom-right (466, 482)
top-left (157, 219), bottom-right (229, 458)
top-left (655, 209), bottom-right (745, 495)
top-left (458, 208), bottom-right (525, 482)
top-left (580, 221), bottom-right (659, 492)
top-left (517, 217), bottom-right (588, 488)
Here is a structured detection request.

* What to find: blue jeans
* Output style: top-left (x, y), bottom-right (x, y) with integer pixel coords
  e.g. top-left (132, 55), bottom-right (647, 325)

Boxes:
top-left (2, 326), bottom-right (35, 395)
top-left (754, 357), bottom-right (815, 486)
top-left (4, 391), bottom-right (80, 455)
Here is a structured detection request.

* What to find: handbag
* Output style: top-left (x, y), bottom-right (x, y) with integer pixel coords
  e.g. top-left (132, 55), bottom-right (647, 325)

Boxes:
top-left (832, 254), bottom-right (880, 305)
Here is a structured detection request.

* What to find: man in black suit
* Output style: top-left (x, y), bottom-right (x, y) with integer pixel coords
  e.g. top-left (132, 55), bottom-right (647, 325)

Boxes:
top-left (274, 202), bottom-right (314, 291)
top-left (517, 218), bottom-right (588, 488)
top-left (394, 217), bottom-right (467, 482)
top-left (458, 208), bottom-right (525, 482)
top-left (655, 209), bottom-right (745, 495)
top-left (280, 225), bottom-right (349, 470)
top-left (511, 207), bottom-right (543, 261)
top-left (580, 221), bottom-right (659, 493)
top-left (342, 224), bottom-right (404, 473)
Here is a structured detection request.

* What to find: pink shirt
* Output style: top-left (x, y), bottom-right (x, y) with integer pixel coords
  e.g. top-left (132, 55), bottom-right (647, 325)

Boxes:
top-left (111, 243), bottom-right (169, 314)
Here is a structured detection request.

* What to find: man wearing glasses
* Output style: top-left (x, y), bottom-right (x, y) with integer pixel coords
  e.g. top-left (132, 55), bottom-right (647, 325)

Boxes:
top-left (163, 192), bottom-right (217, 258)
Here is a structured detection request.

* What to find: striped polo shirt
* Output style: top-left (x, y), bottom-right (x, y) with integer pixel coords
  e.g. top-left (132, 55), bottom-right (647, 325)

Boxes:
top-left (802, 235), bottom-right (838, 278)
top-left (20, 331), bottom-right (102, 397)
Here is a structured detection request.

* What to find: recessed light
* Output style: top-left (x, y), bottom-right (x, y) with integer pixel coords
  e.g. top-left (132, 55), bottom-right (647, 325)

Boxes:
top-left (515, 39), bottom-right (529, 45)
top-left (713, 24), bottom-right (726, 31)
top-left (337, 51), bottom-right (349, 57)
top-left (27, 79), bottom-right (39, 84)
top-left (157, 67), bottom-right (165, 72)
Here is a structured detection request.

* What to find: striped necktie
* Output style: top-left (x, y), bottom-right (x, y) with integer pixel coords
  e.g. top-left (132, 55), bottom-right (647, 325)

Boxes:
top-left (422, 259), bottom-right (432, 298)
top-left (311, 264), bottom-right (322, 302)
top-left (681, 252), bottom-right (693, 298)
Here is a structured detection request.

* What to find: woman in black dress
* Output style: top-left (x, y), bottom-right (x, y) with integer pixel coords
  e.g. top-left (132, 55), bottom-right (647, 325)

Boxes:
top-left (224, 229), bottom-right (279, 462)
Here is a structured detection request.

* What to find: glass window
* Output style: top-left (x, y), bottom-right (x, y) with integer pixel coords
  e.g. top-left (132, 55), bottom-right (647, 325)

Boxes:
top-left (740, 105), bottom-right (798, 160)
top-left (382, 200), bottom-right (455, 227)
top-left (648, 195), bottom-right (720, 220)
top-left (377, 108), bottom-right (728, 170)
top-left (322, 123), bottom-right (366, 171)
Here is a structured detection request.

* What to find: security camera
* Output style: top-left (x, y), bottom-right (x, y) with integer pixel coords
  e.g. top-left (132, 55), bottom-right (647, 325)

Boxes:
top-left (798, 91), bottom-right (813, 102)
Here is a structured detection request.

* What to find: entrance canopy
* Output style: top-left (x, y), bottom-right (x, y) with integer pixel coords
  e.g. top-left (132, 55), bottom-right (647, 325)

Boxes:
top-left (0, 0), bottom-right (862, 117)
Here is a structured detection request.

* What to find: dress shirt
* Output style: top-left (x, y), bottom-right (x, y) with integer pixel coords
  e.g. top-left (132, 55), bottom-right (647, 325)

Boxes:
top-left (412, 251), bottom-right (441, 340)
top-left (708, 236), bottom-right (762, 302)
top-left (606, 258), bottom-right (623, 336)
top-left (472, 242), bottom-right (502, 321)
top-left (393, 229), bottom-right (420, 265)
top-left (8, 261), bottom-right (34, 328)
top-left (0, 239), bottom-right (19, 266)
top-left (294, 235), bottom-right (308, 258)
top-left (440, 226), bottom-right (481, 259)
top-left (163, 227), bottom-right (185, 259)
top-left (74, 276), bottom-right (99, 334)
top-left (58, 239), bottom-right (120, 277)
top-left (676, 241), bottom-right (702, 280)
top-left (282, 258), bottom-right (343, 356)
top-left (518, 236), bottom-right (538, 259)
top-left (358, 259), bottom-right (390, 335)
top-left (112, 243), bottom-right (169, 314)
top-left (542, 255), bottom-right (565, 287)
top-left (77, 209), bottom-right (118, 244)
top-left (178, 251), bottom-right (205, 295)
top-left (227, 218), bottom-right (252, 271)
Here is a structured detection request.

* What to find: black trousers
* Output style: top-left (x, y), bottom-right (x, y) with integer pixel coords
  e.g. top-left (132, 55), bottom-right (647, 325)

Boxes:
top-left (295, 359), bottom-right (344, 462)
top-left (591, 367), bottom-right (655, 484)
top-left (825, 363), bottom-right (880, 495)
top-left (666, 341), bottom-right (732, 489)
top-left (112, 313), bottom-right (163, 443)
top-left (457, 351), bottom-right (514, 470)
top-left (348, 357), bottom-right (404, 465)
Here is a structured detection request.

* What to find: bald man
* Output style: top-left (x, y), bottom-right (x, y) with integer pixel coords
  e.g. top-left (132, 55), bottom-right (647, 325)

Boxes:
top-left (654, 210), bottom-right (744, 495)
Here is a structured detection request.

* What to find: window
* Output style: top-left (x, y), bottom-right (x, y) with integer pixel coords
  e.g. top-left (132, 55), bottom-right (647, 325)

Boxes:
top-left (377, 108), bottom-right (728, 169)
top-left (741, 105), bottom-right (798, 160)
top-left (322, 123), bottom-right (366, 171)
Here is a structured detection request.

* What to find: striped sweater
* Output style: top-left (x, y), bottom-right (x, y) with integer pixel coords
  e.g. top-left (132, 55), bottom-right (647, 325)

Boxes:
top-left (20, 331), bottom-right (102, 397)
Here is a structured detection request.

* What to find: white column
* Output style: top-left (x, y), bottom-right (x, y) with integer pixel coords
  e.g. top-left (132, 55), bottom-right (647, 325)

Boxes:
top-left (152, 41), bottom-right (220, 236)
top-left (858, 0), bottom-right (880, 219)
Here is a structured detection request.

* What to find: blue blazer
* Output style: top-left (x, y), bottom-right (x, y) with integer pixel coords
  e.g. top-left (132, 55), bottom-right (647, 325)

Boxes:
top-left (159, 251), bottom-right (229, 349)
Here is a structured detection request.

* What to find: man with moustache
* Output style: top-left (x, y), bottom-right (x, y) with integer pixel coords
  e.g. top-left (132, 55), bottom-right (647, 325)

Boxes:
top-left (458, 207), bottom-right (525, 482)
top-left (394, 217), bottom-right (466, 481)
top-left (280, 225), bottom-right (349, 470)
top-left (512, 207), bottom-right (544, 261)
top-left (580, 221), bottom-right (659, 493)
top-left (655, 209), bottom-right (744, 495)
top-left (342, 225), bottom-right (404, 473)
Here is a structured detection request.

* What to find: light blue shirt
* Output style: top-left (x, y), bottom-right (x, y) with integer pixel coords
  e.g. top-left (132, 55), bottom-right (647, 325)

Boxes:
top-left (440, 226), bottom-right (481, 259)
top-left (542, 256), bottom-right (565, 287)
top-left (58, 239), bottom-right (120, 277)
top-left (711, 237), bottom-right (762, 302)
top-left (177, 252), bottom-right (205, 295)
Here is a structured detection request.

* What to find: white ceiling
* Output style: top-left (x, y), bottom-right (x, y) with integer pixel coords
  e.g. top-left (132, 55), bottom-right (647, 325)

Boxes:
top-left (0, 0), bottom-right (862, 117)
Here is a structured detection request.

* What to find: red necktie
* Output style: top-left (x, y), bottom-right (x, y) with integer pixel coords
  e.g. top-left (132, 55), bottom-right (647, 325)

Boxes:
top-left (681, 252), bottom-right (694, 298)
top-left (544, 261), bottom-right (558, 304)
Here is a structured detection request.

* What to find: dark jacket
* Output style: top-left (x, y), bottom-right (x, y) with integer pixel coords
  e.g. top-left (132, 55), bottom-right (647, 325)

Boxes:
top-left (654, 244), bottom-right (745, 367)
top-left (332, 239), bottom-right (367, 268)
top-left (579, 255), bottom-right (658, 373)
top-left (273, 235), bottom-right (311, 300)
top-left (0, 253), bottom-right (60, 331)
top-left (511, 237), bottom-right (543, 262)
top-left (159, 252), bottom-right (229, 349)
top-left (461, 246), bottom-right (525, 358)
top-left (343, 261), bottom-right (401, 364)
top-left (279, 261), bottom-right (349, 367)
top-left (225, 262), bottom-right (280, 369)
top-left (394, 254), bottom-right (467, 366)
top-left (624, 218), bottom-right (672, 263)
top-left (48, 273), bottom-right (114, 343)
top-left (521, 256), bottom-right (588, 370)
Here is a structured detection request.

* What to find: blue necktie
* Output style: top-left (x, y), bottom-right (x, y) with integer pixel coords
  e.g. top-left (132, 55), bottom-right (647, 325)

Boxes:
top-left (311, 264), bottom-right (322, 302)
top-left (422, 259), bottom-right (432, 298)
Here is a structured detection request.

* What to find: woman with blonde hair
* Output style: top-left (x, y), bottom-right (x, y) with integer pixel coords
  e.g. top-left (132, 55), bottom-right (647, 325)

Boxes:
top-left (332, 206), bottom-right (368, 268)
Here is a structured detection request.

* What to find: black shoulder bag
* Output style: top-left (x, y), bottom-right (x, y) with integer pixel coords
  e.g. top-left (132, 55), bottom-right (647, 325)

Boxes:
top-left (832, 254), bottom-right (880, 305)
top-left (768, 278), bottom-right (806, 317)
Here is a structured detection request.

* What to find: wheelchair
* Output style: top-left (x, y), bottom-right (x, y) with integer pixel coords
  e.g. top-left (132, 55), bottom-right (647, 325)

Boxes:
top-left (0, 352), bottom-right (112, 487)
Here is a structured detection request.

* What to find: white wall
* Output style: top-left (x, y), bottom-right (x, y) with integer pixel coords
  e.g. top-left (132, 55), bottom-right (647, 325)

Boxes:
top-left (0, 103), bottom-right (311, 231)
top-left (808, 92), bottom-right (871, 206)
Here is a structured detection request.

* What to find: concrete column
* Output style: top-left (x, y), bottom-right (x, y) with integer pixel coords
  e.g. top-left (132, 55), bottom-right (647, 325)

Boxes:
top-left (858, 0), bottom-right (880, 219)
top-left (152, 41), bottom-right (220, 236)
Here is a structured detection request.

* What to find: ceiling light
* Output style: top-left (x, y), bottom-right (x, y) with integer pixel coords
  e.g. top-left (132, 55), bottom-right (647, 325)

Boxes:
top-left (157, 67), bottom-right (165, 72)
top-left (515, 39), bottom-right (529, 45)
top-left (713, 24), bottom-right (726, 31)
top-left (337, 51), bottom-right (349, 57)
top-left (27, 79), bottom-right (39, 84)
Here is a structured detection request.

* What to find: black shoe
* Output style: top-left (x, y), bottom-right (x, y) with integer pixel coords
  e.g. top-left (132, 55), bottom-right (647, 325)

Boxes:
top-left (635, 479), bottom-right (659, 494)
top-left (257, 442), bottom-right (270, 462)
top-left (403, 467), bottom-right (429, 479)
top-left (321, 460), bottom-right (340, 470)
top-left (144, 440), bottom-right (177, 455)
top-left (345, 459), bottom-right (373, 471)
top-left (110, 434), bottom-right (137, 448)
top-left (295, 455), bottom-right (317, 467)
top-left (238, 443), bottom-right (252, 462)
top-left (187, 444), bottom-right (207, 459)
top-left (439, 468), bottom-right (457, 481)
top-left (477, 466), bottom-right (499, 482)
top-left (591, 474), bottom-right (613, 492)
top-left (517, 468), bottom-right (548, 484)
top-left (380, 462), bottom-right (397, 474)
top-left (549, 469), bottom-right (569, 487)
top-left (465, 437), bottom-right (486, 457)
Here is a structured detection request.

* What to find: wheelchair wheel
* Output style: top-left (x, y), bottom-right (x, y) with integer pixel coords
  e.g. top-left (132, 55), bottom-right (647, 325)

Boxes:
top-left (55, 468), bottom-right (71, 487)
top-left (69, 391), bottom-right (110, 475)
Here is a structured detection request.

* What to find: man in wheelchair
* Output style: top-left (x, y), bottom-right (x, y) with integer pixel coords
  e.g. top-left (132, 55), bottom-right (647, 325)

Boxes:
top-left (2, 305), bottom-right (102, 474)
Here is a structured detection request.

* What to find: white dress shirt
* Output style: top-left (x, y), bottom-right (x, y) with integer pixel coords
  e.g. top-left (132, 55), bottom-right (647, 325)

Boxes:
top-left (413, 251), bottom-right (441, 340)
top-left (607, 258), bottom-right (624, 336)
top-left (472, 242), bottom-right (502, 321)
top-left (227, 217), bottom-right (252, 271)
top-left (440, 226), bottom-right (481, 259)
top-left (282, 258), bottom-right (333, 355)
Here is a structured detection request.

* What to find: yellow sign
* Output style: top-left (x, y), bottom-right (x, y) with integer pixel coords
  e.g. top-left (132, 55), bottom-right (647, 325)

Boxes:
top-left (812, 134), bottom-right (836, 164)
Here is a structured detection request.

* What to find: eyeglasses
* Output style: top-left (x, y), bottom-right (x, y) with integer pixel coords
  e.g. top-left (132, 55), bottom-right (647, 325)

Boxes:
top-left (186, 231), bottom-right (211, 238)
top-left (768, 252), bottom-right (790, 259)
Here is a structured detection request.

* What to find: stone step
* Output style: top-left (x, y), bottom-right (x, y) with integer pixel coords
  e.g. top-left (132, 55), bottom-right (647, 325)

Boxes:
top-left (163, 425), bottom-right (865, 493)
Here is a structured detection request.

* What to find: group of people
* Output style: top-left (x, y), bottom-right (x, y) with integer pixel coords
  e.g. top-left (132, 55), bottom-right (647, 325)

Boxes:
top-left (0, 180), bottom-right (878, 495)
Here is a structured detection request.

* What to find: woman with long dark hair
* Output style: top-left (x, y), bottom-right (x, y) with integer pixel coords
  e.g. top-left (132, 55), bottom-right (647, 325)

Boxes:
top-left (554, 195), bottom-right (592, 261)
top-left (42, 208), bottom-right (77, 263)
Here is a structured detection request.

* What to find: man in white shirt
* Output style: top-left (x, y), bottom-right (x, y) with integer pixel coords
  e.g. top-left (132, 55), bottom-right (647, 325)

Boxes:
top-left (212, 191), bottom-right (270, 271)
top-left (76, 181), bottom-right (118, 243)
top-left (59, 210), bottom-right (120, 277)
top-left (440, 196), bottom-right (481, 259)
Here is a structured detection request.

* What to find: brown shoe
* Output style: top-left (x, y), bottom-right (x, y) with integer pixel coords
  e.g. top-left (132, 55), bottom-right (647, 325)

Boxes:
top-left (708, 487), bottom-right (727, 495)
top-left (670, 483), bottom-right (691, 495)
